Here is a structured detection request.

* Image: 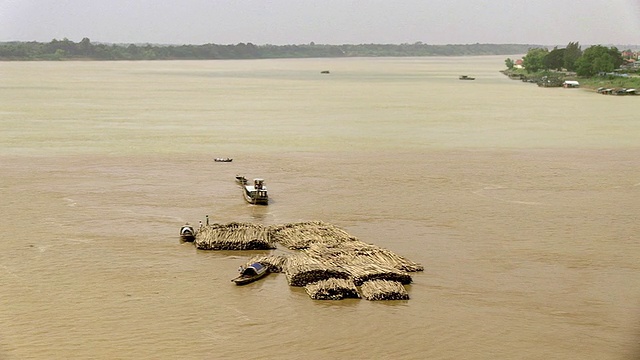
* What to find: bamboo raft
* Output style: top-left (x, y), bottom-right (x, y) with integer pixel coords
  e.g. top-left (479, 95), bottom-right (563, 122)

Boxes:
top-left (268, 221), bottom-right (357, 249)
top-left (360, 280), bottom-right (410, 301)
top-left (284, 254), bottom-right (351, 287)
top-left (303, 242), bottom-right (424, 273)
top-left (194, 222), bottom-right (274, 250)
top-left (186, 220), bottom-right (422, 300)
top-left (305, 278), bottom-right (361, 300)
top-left (337, 263), bottom-right (412, 286)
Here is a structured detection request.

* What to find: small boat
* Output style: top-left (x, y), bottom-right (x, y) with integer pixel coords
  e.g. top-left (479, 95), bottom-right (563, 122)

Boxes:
top-left (459, 75), bottom-right (475, 80)
top-left (179, 223), bottom-right (195, 242)
top-left (215, 158), bottom-right (233, 162)
top-left (231, 262), bottom-right (269, 285)
top-left (241, 178), bottom-right (268, 205)
top-left (235, 175), bottom-right (248, 185)
top-left (321, 70), bottom-right (330, 74)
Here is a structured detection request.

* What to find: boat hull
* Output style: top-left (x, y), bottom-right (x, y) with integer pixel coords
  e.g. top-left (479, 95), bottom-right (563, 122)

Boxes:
top-left (231, 263), bottom-right (269, 285)
top-left (243, 187), bottom-right (268, 205)
top-left (180, 225), bottom-right (195, 242)
top-left (232, 270), bottom-right (269, 285)
top-left (180, 234), bottom-right (195, 242)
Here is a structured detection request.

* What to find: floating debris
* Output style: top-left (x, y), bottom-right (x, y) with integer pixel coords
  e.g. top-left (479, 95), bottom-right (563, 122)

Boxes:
top-left (305, 278), bottom-right (361, 300)
top-left (360, 280), bottom-right (409, 301)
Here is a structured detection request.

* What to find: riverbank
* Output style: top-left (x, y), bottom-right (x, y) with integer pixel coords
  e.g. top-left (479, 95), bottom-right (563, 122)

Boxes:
top-left (501, 68), bottom-right (640, 91)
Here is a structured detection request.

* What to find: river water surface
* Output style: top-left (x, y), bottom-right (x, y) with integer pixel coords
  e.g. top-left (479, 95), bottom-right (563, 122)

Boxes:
top-left (1, 57), bottom-right (639, 359)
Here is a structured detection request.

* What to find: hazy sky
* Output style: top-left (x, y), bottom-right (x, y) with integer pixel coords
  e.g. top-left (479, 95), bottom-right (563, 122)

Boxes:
top-left (1, 0), bottom-right (639, 46)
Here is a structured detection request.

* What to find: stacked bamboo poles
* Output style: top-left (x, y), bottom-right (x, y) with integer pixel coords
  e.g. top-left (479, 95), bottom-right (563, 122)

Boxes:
top-left (304, 242), bottom-right (424, 273)
top-left (267, 221), bottom-right (357, 249)
top-left (194, 222), bottom-right (274, 250)
top-left (360, 280), bottom-right (410, 301)
top-left (189, 220), bottom-right (423, 300)
top-left (337, 264), bottom-right (412, 286)
top-left (304, 278), bottom-right (361, 300)
top-left (284, 253), bottom-right (351, 287)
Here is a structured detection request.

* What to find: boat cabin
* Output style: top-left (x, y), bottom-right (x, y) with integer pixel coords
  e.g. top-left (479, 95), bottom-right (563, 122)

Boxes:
top-left (180, 224), bottom-right (194, 235)
top-left (180, 223), bottom-right (195, 241)
top-left (242, 178), bottom-right (268, 204)
top-left (241, 262), bottom-right (266, 277)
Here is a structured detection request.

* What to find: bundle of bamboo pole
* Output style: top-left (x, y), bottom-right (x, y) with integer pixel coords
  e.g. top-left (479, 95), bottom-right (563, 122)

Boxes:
top-left (338, 263), bottom-right (412, 286)
top-left (304, 242), bottom-right (424, 272)
top-left (304, 278), bottom-right (361, 300)
top-left (284, 254), bottom-right (351, 287)
top-left (360, 280), bottom-right (409, 301)
top-left (194, 222), bottom-right (274, 250)
top-left (268, 221), bottom-right (357, 249)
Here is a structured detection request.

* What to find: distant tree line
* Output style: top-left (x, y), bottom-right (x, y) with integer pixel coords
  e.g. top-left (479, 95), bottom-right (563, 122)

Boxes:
top-left (0, 38), bottom-right (537, 60)
top-left (505, 42), bottom-right (626, 77)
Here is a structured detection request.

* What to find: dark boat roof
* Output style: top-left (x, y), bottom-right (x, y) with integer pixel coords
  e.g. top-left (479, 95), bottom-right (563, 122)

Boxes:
top-left (241, 262), bottom-right (266, 276)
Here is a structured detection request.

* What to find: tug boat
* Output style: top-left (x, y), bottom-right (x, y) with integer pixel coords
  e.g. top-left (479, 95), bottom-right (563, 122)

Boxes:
top-left (179, 223), bottom-right (195, 242)
top-left (231, 262), bottom-right (269, 285)
top-left (240, 177), bottom-right (268, 205)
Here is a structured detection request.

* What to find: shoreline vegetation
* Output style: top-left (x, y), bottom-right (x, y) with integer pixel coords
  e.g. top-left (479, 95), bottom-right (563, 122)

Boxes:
top-left (500, 68), bottom-right (640, 92)
top-left (503, 42), bottom-right (640, 92)
top-left (0, 39), bottom-right (541, 60)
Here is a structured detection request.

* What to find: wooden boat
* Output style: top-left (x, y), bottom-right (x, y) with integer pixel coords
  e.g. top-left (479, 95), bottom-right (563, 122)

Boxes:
top-left (241, 178), bottom-right (268, 205)
top-left (179, 223), bottom-right (195, 242)
top-left (215, 158), bottom-right (233, 162)
top-left (459, 75), bottom-right (475, 80)
top-left (231, 262), bottom-right (269, 285)
top-left (235, 175), bottom-right (248, 185)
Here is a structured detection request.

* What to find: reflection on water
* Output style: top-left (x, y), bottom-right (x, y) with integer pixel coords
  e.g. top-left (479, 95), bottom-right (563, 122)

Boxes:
top-left (0, 58), bottom-right (639, 360)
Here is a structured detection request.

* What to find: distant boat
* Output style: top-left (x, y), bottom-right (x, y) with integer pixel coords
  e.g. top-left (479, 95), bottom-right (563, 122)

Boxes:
top-left (231, 262), bottom-right (269, 285)
top-left (459, 75), bottom-right (475, 80)
top-left (179, 223), bottom-right (195, 242)
top-left (239, 177), bottom-right (268, 205)
top-left (321, 70), bottom-right (330, 74)
top-left (215, 158), bottom-right (233, 162)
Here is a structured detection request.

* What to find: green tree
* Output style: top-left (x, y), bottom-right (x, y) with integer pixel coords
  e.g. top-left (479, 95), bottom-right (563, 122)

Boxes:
top-left (544, 47), bottom-right (566, 71)
top-left (77, 37), bottom-right (93, 57)
top-left (505, 58), bottom-right (514, 69)
top-left (522, 47), bottom-right (549, 72)
top-left (575, 45), bottom-right (623, 76)
top-left (563, 42), bottom-right (582, 71)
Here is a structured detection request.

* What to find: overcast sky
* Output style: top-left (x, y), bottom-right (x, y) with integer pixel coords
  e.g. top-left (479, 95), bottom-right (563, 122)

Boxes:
top-left (1, 0), bottom-right (639, 46)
